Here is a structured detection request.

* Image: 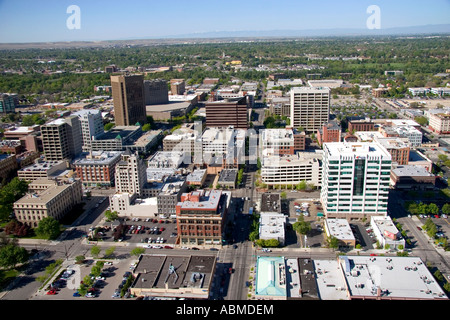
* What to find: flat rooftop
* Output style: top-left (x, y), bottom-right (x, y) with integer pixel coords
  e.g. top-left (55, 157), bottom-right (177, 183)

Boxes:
top-left (313, 259), bottom-right (349, 300)
top-left (177, 189), bottom-right (223, 211)
top-left (339, 255), bottom-right (448, 300)
top-left (296, 258), bottom-right (319, 300)
top-left (218, 169), bottom-right (237, 183)
top-left (325, 218), bottom-right (355, 242)
top-left (146, 101), bottom-right (191, 112)
top-left (94, 126), bottom-right (140, 141)
top-left (392, 165), bottom-right (434, 177)
top-left (371, 216), bottom-right (400, 240)
top-left (72, 151), bottom-right (123, 166)
top-left (186, 169), bottom-right (206, 183)
top-left (19, 160), bottom-right (65, 172)
top-left (323, 141), bottom-right (392, 159)
top-left (259, 212), bottom-right (285, 241)
top-left (132, 254), bottom-right (215, 291)
top-left (260, 193), bottom-right (281, 213)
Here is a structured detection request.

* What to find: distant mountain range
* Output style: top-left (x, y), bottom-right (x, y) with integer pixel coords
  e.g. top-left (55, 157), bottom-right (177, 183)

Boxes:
top-left (161, 24), bottom-right (450, 39)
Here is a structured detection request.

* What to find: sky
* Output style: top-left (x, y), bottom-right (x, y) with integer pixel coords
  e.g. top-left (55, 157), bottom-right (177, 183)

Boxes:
top-left (0, 0), bottom-right (449, 43)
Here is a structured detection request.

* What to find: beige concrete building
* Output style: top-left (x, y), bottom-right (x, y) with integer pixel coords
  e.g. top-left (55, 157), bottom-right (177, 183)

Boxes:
top-left (290, 87), bottom-right (330, 132)
top-left (13, 178), bottom-right (82, 227)
top-left (429, 112), bottom-right (450, 134)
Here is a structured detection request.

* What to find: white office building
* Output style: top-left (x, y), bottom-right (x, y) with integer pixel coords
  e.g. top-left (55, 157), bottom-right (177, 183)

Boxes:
top-left (73, 109), bottom-right (104, 152)
top-left (290, 86), bottom-right (330, 132)
top-left (260, 151), bottom-right (322, 187)
top-left (320, 142), bottom-right (391, 220)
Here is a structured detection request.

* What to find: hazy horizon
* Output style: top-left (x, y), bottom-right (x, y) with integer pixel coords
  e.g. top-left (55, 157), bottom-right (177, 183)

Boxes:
top-left (0, 0), bottom-right (449, 43)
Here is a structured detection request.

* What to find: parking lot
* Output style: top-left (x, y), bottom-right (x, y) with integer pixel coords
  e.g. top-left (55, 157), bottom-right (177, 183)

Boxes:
top-left (92, 217), bottom-right (178, 247)
top-left (34, 258), bottom-right (140, 300)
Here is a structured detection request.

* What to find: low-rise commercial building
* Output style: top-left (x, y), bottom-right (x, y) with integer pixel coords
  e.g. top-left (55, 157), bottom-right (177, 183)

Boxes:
top-left (186, 169), bottom-right (207, 187)
top-left (390, 165), bottom-right (436, 190)
top-left (259, 212), bottom-right (286, 246)
top-left (337, 255), bottom-right (447, 300)
top-left (130, 254), bottom-right (216, 300)
top-left (217, 169), bottom-right (237, 189)
top-left (324, 218), bottom-right (356, 247)
top-left (370, 216), bottom-right (405, 249)
top-left (72, 151), bottom-right (123, 187)
top-left (176, 189), bottom-right (230, 247)
top-left (18, 159), bottom-right (67, 182)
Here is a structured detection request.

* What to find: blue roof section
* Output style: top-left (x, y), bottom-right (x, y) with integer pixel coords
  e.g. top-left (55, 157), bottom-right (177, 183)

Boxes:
top-left (255, 256), bottom-right (286, 298)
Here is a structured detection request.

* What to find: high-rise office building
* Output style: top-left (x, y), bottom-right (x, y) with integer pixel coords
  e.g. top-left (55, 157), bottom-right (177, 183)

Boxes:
top-left (205, 97), bottom-right (248, 129)
top-left (0, 94), bottom-right (17, 114)
top-left (41, 116), bottom-right (82, 161)
top-left (115, 151), bottom-right (146, 197)
top-left (111, 74), bottom-right (146, 126)
top-left (320, 141), bottom-right (391, 220)
top-left (73, 109), bottom-right (104, 151)
top-left (143, 79), bottom-right (169, 105)
top-left (290, 87), bottom-right (330, 132)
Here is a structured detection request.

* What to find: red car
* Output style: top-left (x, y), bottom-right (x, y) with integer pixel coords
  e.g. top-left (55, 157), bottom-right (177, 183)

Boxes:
top-left (160, 227), bottom-right (165, 232)
top-left (46, 290), bottom-right (57, 295)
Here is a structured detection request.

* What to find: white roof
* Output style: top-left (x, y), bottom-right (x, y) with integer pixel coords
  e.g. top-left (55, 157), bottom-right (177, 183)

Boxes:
top-left (325, 219), bottom-right (355, 241)
top-left (339, 256), bottom-right (448, 300)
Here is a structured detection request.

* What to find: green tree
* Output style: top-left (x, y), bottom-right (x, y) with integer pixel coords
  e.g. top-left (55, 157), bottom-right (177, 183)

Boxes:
top-left (104, 123), bottom-right (114, 131)
top-left (90, 245), bottom-right (101, 258)
top-left (427, 203), bottom-right (439, 215)
top-left (280, 192), bottom-right (287, 199)
top-left (75, 255), bottom-right (86, 264)
top-left (296, 181), bottom-right (307, 191)
top-left (326, 236), bottom-right (340, 250)
top-left (293, 216), bottom-right (311, 235)
top-left (264, 239), bottom-right (280, 247)
top-left (0, 177), bottom-right (29, 222)
top-left (35, 217), bottom-right (61, 240)
top-left (104, 246), bottom-right (116, 258)
top-left (442, 203), bottom-right (450, 215)
top-left (249, 230), bottom-right (259, 242)
top-left (0, 242), bottom-right (29, 269)
top-left (142, 123), bottom-right (152, 132)
top-left (104, 210), bottom-right (119, 222)
top-left (131, 247), bottom-right (145, 257)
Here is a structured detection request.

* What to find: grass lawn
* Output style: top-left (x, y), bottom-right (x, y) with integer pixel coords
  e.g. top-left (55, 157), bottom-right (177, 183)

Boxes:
top-left (0, 268), bottom-right (20, 291)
